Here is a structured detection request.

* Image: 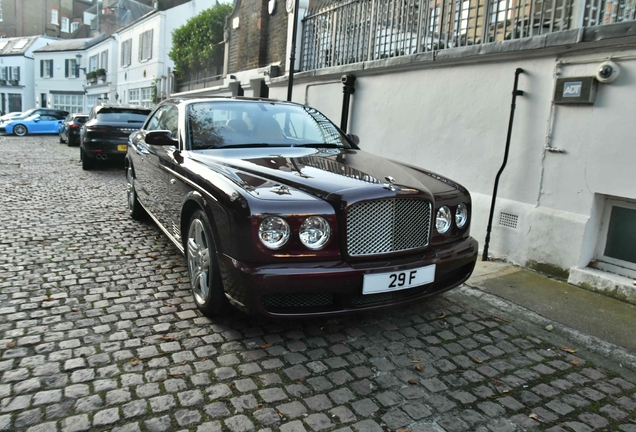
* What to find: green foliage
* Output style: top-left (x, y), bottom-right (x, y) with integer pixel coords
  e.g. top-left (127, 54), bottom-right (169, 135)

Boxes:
top-left (169, 3), bottom-right (233, 79)
top-left (96, 68), bottom-right (106, 77)
top-left (86, 71), bottom-right (97, 80)
top-left (151, 78), bottom-right (158, 104)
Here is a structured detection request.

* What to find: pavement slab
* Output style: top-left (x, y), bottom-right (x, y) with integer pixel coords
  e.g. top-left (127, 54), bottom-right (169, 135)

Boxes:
top-left (0, 135), bottom-right (635, 431)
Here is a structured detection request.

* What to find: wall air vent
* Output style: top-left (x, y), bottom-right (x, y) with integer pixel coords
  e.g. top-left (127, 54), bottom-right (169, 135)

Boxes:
top-left (499, 212), bottom-right (518, 229)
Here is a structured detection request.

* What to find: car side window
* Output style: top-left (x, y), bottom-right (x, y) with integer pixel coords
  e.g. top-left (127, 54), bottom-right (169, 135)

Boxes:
top-left (146, 105), bottom-right (178, 138)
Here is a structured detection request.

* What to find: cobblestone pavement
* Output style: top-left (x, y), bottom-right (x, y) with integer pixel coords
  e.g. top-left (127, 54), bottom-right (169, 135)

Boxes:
top-left (1, 135), bottom-right (635, 432)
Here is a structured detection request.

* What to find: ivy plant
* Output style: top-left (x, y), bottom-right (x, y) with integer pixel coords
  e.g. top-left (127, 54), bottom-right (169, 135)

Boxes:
top-left (169, 3), bottom-right (233, 79)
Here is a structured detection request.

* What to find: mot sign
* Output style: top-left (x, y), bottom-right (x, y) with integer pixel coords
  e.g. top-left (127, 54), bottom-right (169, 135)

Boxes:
top-left (554, 76), bottom-right (597, 104)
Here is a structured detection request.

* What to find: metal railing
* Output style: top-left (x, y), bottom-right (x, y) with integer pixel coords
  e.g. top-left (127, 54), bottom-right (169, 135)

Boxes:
top-left (584, 0), bottom-right (636, 26)
top-left (300, 0), bottom-right (634, 71)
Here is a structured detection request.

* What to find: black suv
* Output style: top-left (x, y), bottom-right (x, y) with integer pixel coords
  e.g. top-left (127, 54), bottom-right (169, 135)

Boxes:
top-left (59, 113), bottom-right (88, 146)
top-left (80, 104), bottom-right (151, 170)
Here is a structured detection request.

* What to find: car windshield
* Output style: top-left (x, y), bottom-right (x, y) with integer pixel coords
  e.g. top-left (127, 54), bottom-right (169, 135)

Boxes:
top-left (96, 108), bottom-right (149, 123)
top-left (75, 116), bottom-right (88, 124)
top-left (187, 101), bottom-right (352, 150)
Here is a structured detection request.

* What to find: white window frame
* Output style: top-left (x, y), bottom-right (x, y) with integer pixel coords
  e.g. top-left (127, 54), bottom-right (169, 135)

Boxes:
top-left (100, 50), bottom-right (108, 70)
top-left (65, 59), bottom-right (79, 78)
top-left (139, 29), bottom-right (153, 61)
top-left (52, 93), bottom-right (84, 114)
top-left (9, 66), bottom-right (19, 82)
top-left (42, 60), bottom-right (54, 78)
top-left (86, 94), bottom-right (99, 110)
top-left (71, 21), bottom-right (79, 33)
top-left (51, 9), bottom-right (59, 25)
top-left (491, 0), bottom-right (512, 24)
top-left (61, 17), bottom-right (69, 32)
top-left (595, 197), bottom-right (636, 278)
top-left (129, 89), bottom-right (140, 105)
top-left (89, 55), bottom-right (98, 72)
top-left (120, 39), bottom-right (132, 67)
top-left (140, 87), bottom-right (153, 107)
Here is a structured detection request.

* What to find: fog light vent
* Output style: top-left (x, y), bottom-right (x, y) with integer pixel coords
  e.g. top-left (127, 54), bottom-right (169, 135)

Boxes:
top-left (499, 212), bottom-right (518, 229)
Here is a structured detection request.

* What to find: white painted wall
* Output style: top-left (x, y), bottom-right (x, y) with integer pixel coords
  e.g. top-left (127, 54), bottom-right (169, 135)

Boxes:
top-left (269, 45), bottom-right (636, 277)
top-left (84, 36), bottom-right (118, 111)
top-left (115, 1), bottom-right (211, 106)
top-left (34, 49), bottom-right (86, 111)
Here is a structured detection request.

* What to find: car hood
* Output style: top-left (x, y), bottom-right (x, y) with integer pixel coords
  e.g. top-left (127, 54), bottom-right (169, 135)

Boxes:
top-left (189, 147), bottom-right (462, 202)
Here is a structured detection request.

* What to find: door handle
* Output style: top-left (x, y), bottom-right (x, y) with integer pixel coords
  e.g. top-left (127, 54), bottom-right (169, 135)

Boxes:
top-left (170, 178), bottom-right (176, 185)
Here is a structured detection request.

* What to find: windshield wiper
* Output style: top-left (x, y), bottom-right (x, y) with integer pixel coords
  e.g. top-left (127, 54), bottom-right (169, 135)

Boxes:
top-left (291, 143), bottom-right (342, 148)
top-left (213, 143), bottom-right (272, 149)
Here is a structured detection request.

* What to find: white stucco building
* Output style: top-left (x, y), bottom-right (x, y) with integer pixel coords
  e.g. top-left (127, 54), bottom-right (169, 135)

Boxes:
top-left (81, 35), bottom-right (118, 111)
top-left (0, 36), bottom-right (58, 114)
top-left (115, 1), bottom-right (210, 108)
top-left (33, 35), bottom-right (108, 114)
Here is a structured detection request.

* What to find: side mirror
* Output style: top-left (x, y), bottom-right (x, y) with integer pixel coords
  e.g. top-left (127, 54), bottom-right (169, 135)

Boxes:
top-left (347, 134), bottom-right (360, 145)
top-left (145, 130), bottom-right (177, 146)
top-left (33, 118), bottom-right (40, 123)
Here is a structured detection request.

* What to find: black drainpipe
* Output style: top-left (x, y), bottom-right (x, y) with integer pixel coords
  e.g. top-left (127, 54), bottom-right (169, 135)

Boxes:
top-left (340, 74), bottom-right (356, 133)
top-left (482, 68), bottom-right (524, 261)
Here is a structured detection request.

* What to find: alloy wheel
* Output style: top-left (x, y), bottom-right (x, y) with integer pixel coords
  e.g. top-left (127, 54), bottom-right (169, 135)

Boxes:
top-left (187, 218), bottom-right (211, 306)
top-left (14, 125), bottom-right (27, 136)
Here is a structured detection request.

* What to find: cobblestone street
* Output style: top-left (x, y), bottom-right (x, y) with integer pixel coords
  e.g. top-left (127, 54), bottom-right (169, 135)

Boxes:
top-left (1, 135), bottom-right (635, 432)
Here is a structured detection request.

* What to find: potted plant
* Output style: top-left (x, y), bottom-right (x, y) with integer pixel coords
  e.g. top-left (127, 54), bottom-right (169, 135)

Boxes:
top-left (96, 68), bottom-right (106, 82)
top-left (0, 79), bottom-right (6, 86)
top-left (9, 79), bottom-right (18, 85)
top-left (86, 71), bottom-right (97, 84)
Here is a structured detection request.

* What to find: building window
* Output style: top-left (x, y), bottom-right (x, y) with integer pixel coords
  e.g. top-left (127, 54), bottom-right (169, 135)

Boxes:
top-left (9, 66), bottom-right (19, 83)
top-left (53, 94), bottom-right (84, 114)
top-left (65, 59), bottom-right (79, 78)
top-left (595, 197), bottom-right (636, 278)
top-left (141, 87), bottom-right (153, 107)
top-left (51, 9), bottom-right (59, 25)
top-left (86, 94), bottom-right (98, 109)
top-left (429, 7), bottom-right (440, 35)
top-left (89, 55), bottom-right (98, 72)
top-left (491, 0), bottom-right (512, 23)
top-left (120, 39), bottom-right (132, 67)
top-left (139, 29), bottom-right (153, 61)
top-left (40, 60), bottom-right (54, 78)
top-left (100, 50), bottom-right (108, 69)
top-left (71, 21), bottom-right (79, 33)
top-left (0, 67), bottom-right (6, 80)
top-left (129, 89), bottom-right (140, 105)
top-left (0, 0), bottom-right (3, 22)
top-left (61, 17), bottom-right (69, 33)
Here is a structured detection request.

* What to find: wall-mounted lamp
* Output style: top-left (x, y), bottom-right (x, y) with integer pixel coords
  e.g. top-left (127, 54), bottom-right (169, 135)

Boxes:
top-left (75, 53), bottom-right (87, 75)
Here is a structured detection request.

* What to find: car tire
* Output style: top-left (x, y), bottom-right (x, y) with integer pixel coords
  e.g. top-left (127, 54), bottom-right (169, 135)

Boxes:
top-left (13, 125), bottom-right (27, 137)
top-left (81, 148), bottom-right (93, 170)
top-left (186, 210), bottom-right (228, 316)
top-left (126, 166), bottom-right (146, 220)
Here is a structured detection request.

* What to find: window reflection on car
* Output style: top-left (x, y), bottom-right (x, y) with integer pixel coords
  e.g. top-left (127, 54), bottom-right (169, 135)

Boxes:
top-left (186, 102), bottom-right (352, 150)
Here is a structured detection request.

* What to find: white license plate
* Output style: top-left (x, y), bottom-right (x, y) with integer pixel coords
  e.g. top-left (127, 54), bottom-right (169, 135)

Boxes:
top-left (362, 264), bottom-right (436, 295)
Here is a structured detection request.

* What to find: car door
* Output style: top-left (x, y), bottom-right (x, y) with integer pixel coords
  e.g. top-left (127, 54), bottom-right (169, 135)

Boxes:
top-left (30, 115), bottom-right (50, 133)
top-left (39, 115), bottom-right (62, 133)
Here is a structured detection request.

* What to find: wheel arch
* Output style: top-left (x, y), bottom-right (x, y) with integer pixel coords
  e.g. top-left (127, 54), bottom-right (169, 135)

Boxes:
top-left (13, 124), bottom-right (28, 136)
top-left (180, 192), bottom-right (228, 256)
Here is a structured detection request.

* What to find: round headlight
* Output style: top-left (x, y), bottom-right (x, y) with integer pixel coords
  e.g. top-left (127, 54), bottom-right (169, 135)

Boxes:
top-left (436, 206), bottom-right (452, 234)
top-left (259, 217), bottom-right (290, 249)
top-left (455, 203), bottom-right (469, 228)
top-left (299, 216), bottom-right (331, 250)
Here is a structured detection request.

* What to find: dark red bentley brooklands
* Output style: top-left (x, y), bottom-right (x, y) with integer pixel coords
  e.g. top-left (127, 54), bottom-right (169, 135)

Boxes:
top-left (125, 97), bottom-right (478, 318)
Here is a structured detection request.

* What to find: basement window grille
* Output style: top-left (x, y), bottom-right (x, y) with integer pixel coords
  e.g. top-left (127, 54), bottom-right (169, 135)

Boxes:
top-left (499, 212), bottom-right (518, 229)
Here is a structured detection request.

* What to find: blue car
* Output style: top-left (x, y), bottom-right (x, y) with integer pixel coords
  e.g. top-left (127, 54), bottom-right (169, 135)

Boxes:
top-left (0, 114), bottom-right (64, 136)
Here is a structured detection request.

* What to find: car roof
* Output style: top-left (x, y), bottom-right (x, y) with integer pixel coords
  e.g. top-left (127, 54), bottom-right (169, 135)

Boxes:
top-left (94, 104), bottom-right (151, 112)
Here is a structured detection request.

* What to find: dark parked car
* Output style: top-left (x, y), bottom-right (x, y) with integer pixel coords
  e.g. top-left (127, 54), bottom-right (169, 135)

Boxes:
top-left (80, 104), bottom-right (151, 170)
top-left (126, 97), bottom-right (478, 318)
top-left (0, 108), bottom-right (69, 125)
top-left (59, 114), bottom-right (88, 146)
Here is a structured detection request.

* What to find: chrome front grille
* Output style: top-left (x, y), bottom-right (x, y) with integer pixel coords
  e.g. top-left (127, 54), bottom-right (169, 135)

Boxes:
top-left (346, 198), bottom-right (431, 256)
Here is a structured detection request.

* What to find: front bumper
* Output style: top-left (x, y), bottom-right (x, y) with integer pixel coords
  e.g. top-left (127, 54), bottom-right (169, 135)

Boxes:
top-left (218, 236), bottom-right (478, 318)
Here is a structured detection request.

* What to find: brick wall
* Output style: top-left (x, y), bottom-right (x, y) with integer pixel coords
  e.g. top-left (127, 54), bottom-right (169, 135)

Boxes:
top-left (226, 0), bottom-right (288, 75)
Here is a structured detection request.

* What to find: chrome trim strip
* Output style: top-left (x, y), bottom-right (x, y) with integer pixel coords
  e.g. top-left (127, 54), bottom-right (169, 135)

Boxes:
top-left (138, 196), bottom-right (185, 255)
